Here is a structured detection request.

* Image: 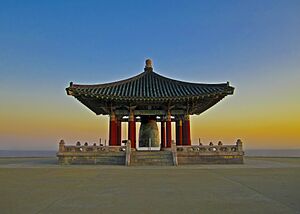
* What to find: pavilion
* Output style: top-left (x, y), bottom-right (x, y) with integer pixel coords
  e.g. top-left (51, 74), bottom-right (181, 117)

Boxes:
top-left (66, 59), bottom-right (234, 149)
top-left (58, 59), bottom-right (243, 165)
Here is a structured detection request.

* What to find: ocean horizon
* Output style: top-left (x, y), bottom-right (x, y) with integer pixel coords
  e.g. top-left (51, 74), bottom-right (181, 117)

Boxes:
top-left (0, 149), bottom-right (300, 158)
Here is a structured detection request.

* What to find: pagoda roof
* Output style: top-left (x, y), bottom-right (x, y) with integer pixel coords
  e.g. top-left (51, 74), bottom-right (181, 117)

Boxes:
top-left (66, 69), bottom-right (234, 102)
top-left (66, 60), bottom-right (234, 115)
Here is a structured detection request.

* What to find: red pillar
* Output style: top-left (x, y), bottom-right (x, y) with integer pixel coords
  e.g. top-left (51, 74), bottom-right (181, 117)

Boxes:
top-left (183, 115), bottom-right (191, 146)
top-left (176, 119), bottom-right (183, 145)
top-left (134, 120), bottom-right (136, 145)
top-left (161, 121), bottom-right (166, 149)
top-left (117, 119), bottom-right (121, 146)
top-left (186, 117), bottom-right (191, 146)
top-left (128, 111), bottom-right (136, 148)
top-left (166, 112), bottom-right (172, 148)
top-left (182, 118), bottom-right (186, 145)
top-left (109, 112), bottom-right (117, 146)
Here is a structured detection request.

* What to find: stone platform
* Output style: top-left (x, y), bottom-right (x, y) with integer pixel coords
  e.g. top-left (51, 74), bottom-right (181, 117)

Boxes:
top-left (57, 139), bottom-right (244, 165)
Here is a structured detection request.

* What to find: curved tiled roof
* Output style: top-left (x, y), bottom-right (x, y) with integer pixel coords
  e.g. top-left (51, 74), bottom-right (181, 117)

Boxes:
top-left (66, 70), bottom-right (234, 102)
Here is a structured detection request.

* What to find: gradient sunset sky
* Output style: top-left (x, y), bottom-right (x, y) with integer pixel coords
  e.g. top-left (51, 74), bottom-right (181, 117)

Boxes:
top-left (0, 0), bottom-right (299, 150)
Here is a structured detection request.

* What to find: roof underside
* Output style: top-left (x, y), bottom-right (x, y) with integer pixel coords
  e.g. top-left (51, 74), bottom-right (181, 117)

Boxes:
top-left (66, 70), bottom-right (234, 115)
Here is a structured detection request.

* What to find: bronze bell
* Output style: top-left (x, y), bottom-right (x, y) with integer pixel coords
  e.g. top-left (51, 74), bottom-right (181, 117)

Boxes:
top-left (139, 116), bottom-right (159, 147)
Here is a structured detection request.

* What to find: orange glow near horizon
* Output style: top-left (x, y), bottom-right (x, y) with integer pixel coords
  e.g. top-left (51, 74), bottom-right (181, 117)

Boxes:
top-left (1, 91), bottom-right (299, 150)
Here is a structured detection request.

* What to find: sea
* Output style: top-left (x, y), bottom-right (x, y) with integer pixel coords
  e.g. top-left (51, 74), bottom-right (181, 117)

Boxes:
top-left (0, 149), bottom-right (299, 157)
top-left (0, 150), bottom-right (57, 157)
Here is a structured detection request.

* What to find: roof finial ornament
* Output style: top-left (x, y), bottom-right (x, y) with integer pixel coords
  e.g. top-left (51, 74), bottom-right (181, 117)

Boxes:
top-left (144, 59), bottom-right (153, 72)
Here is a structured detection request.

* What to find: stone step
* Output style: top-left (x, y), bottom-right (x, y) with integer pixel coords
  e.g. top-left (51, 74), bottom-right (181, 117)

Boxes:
top-left (130, 151), bottom-right (174, 166)
top-left (131, 162), bottom-right (173, 166)
top-left (132, 158), bottom-right (171, 161)
top-left (130, 161), bottom-right (174, 166)
top-left (132, 158), bottom-right (172, 161)
top-left (132, 155), bottom-right (171, 158)
top-left (133, 152), bottom-right (170, 155)
top-left (132, 157), bottom-right (171, 159)
top-left (132, 151), bottom-right (171, 155)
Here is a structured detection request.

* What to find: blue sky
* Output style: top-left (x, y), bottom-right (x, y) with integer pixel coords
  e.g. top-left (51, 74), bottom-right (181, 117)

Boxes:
top-left (1, 0), bottom-right (299, 82)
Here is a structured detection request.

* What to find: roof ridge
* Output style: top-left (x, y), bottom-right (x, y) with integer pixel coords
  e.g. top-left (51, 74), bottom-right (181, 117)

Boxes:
top-left (152, 71), bottom-right (228, 87)
top-left (67, 70), bottom-right (234, 100)
top-left (72, 70), bottom-right (228, 88)
top-left (72, 71), bottom-right (147, 88)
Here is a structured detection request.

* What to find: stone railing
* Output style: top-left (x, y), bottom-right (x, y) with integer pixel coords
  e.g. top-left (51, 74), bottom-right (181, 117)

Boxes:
top-left (57, 139), bottom-right (244, 165)
top-left (57, 140), bottom-right (127, 165)
top-left (58, 140), bottom-right (126, 153)
top-left (176, 139), bottom-right (244, 154)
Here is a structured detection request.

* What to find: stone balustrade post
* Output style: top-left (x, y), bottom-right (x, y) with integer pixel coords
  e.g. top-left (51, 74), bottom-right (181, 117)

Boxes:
top-left (236, 139), bottom-right (243, 152)
top-left (125, 140), bottom-right (131, 166)
top-left (171, 140), bottom-right (178, 166)
top-left (59, 140), bottom-right (65, 152)
top-left (93, 143), bottom-right (97, 152)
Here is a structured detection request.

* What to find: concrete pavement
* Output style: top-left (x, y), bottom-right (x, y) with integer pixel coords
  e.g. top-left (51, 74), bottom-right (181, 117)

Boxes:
top-left (0, 157), bottom-right (299, 214)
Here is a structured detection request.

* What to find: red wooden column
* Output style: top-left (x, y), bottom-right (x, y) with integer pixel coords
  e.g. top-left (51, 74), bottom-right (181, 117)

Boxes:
top-left (128, 110), bottom-right (136, 148)
top-left (116, 119), bottom-right (122, 146)
top-left (183, 115), bottom-right (191, 146)
top-left (161, 121), bottom-right (166, 149)
top-left (134, 120), bottom-right (136, 146)
top-left (109, 112), bottom-right (117, 146)
top-left (176, 118), bottom-right (183, 146)
top-left (166, 112), bottom-right (172, 148)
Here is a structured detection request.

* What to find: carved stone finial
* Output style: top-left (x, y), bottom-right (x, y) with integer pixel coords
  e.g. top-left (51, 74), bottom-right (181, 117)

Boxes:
top-left (146, 59), bottom-right (152, 67)
top-left (144, 59), bottom-right (153, 72)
